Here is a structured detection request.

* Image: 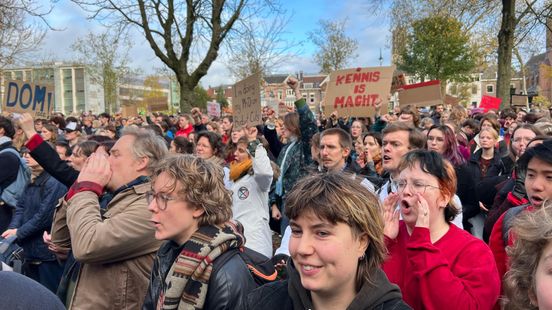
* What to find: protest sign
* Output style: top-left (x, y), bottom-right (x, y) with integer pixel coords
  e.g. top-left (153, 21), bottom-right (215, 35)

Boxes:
top-left (2, 80), bottom-right (54, 118)
top-left (232, 73), bottom-right (262, 127)
top-left (207, 101), bottom-right (221, 118)
top-left (398, 80), bottom-right (442, 107)
top-left (479, 95), bottom-right (502, 112)
top-left (324, 66), bottom-right (395, 117)
top-left (511, 95), bottom-right (528, 107)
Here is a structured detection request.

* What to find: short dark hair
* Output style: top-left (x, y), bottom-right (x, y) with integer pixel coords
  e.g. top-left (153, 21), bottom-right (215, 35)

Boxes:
top-left (320, 128), bottom-right (352, 150)
top-left (55, 141), bottom-right (72, 157)
top-left (173, 136), bottom-right (194, 154)
top-left (196, 131), bottom-right (224, 158)
top-left (0, 116), bottom-right (16, 139)
top-left (99, 112), bottom-right (111, 119)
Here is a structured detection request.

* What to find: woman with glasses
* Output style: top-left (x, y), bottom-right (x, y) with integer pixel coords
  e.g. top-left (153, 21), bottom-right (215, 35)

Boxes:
top-left (143, 155), bottom-right (257, 309)
top-left (382, 150), bottom-right (500, 310)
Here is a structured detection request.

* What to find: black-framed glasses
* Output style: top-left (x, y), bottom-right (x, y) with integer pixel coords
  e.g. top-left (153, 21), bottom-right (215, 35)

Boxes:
top-left (391, 180), bottom-right (440, 195)
top-left (145, 190), bottom-right (178, 211)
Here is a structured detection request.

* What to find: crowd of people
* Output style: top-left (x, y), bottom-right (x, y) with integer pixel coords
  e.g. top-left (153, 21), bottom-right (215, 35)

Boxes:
top-left (0, 75), bottom-right (551, 309)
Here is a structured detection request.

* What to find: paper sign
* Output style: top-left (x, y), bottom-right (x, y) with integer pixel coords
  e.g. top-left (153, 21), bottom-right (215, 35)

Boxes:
top-left (207, 101), bottom-right (221, 118)
top-left (398, 80), bottom-right (442, 107)
top-left (324, 66), bottom-right (394, 117)
top-left (479, 95), bottom-right (502, 112)
top-left (2, 80), bottom-right (54, 118)
top-left (511, 95), bottom-right (528, 107)
top-left (232, 73), bottom-right (262, 127)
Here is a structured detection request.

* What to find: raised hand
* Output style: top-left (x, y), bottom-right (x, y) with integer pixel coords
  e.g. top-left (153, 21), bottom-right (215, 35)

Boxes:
top-left (18, 113), bottom-right (38, 139)
top-left (382, 192), bottom-right (400, 239)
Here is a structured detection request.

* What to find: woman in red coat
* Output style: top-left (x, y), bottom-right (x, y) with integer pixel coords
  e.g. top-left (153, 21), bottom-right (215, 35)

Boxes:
top-left (382, 150), bottom-right (500, 310)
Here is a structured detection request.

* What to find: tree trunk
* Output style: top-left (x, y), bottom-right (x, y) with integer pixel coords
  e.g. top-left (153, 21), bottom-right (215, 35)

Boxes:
top-left (496, 0), bottom-right (516, 109)
top-left (178, 82), bottom-right (194, 113)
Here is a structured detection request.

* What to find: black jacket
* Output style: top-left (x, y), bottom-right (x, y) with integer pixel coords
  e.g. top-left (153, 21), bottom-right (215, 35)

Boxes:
top-left (245, 259), bottom-right (411, 310)
top-left (142, 240), bottom-right (257, 310)
top-left (457, 149), bottom-right (505, 223)
top-left (29, 138), bottom-right (78, 188)
top-left (9, 172), bottom-right (67, 260)
top-left (0, 140), bottom-right (21, 232)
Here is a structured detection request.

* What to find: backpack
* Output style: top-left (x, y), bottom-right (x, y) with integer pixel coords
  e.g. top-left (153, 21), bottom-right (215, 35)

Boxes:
top-left (0, 148), bottom-right (31, 208)
top-left (501, 205), bottom-right (527, 246)
top-left (0, 236), bottom-right (24, 273)
top-left (213, 247), bottom-right (277, 286)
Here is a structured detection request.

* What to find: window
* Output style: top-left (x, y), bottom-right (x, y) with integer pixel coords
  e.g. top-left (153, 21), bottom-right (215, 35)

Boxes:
top-left (286, 89), bottom-right (293, 96)
top-left (302, 92), bottom-right (307, 98)
top-left (303, 83), bottom-right (313, 89)
top-left (486, 85), bottom-right (494, 93)
top-left (278, 90), bottom-right (282, 100)
top-left (471, 85), bottom-right (478, 95)
top-left (450, 85), bottom-right (457, 95)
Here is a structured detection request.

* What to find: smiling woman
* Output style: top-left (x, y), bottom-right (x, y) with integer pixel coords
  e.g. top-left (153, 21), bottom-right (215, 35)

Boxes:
top-left (245, 172), bottom-right (410, 310)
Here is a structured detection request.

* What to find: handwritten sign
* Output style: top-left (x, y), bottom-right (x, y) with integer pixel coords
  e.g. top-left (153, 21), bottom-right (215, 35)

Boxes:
top-left (398, 80), bottom-right (442, 107)
top-left (207, 101), bottom-right (221, 118)
top-left (324, 66), bottom-right (395, 117)
top-left (232, 73), bottom-right (262, 127)
top-left (511, 95), bottom-right (528, 107)
top-left (2, 80), bottom-right (54, 118)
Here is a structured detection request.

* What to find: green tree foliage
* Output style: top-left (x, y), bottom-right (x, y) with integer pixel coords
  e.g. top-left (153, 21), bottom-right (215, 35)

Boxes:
top-left (399, 15), bottom-right (476, 89)
top-left (309, 19), bottom-right (358, 74)
top-left (215, 86), bottom-right (229, 108)
top-left (193, 85), bottom-right (211, 110)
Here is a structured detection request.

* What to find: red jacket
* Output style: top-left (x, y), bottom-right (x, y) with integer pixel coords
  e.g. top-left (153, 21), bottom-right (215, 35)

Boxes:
top-left (176, 125), bottom-right (194, 137)
top-left (383, 222), bottom-right (500, 310)
top-left (488, 204), bottom-right (533, 280)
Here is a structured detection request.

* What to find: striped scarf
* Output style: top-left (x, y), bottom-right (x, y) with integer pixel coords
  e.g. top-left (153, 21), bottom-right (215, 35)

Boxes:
top-left (157, 220), bottom-right (245, 310)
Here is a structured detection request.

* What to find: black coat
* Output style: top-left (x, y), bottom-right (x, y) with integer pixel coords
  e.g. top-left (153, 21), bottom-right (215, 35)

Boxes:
top-left (142, 240), bottom-right (257, 310)
top-left (457, 149), bottom-right (505, 223)
top-left (29, 139), bottom-right (78, 188)
top-left (245, 260), bottom-right (411, 310)
top-left (9, 172), bottom-right (67, 260)
top-left (0, 141), bottom-right (20, 232)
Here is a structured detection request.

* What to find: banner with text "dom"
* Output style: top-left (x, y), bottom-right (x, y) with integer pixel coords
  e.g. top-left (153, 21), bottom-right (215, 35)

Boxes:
top-left (2, 80), bottom-right (54, 118)
top-left (232, 73), bottom-right (262, 128)
top-left (324, 66), bottom-right (395, 117)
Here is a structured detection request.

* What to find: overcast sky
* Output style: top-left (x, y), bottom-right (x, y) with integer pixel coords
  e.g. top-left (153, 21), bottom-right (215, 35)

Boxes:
top-left (33, 0), bottom-right (392, 87)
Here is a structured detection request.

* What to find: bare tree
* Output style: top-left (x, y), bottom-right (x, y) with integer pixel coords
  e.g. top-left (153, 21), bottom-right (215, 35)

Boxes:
top-left (309, 19), bottom-right (358, 74)
top-left (224, 8), bottom-right (299, 80)
top-left (70, 0), bottom-right (266, 112)
top-left (72, 28), bottom-right (135, 114)
top-left (0, 0), bottom-right (50, 68)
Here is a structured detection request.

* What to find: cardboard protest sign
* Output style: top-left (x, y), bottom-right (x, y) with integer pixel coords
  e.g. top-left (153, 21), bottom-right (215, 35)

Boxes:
top-left (207, 101), bottom-right (221, 118)
top-left (479, 95), bottom-right (502, 112)
top-left (511, 95), bottom-right (528, 107)
top-left (232, 73), bottom-right (262, 127)
top-left (324, 66), bottom-right (395, 117)
top-left (2, 80), bottom-right (54, 118)
top-left (398, 80), bottom-right (442, 107)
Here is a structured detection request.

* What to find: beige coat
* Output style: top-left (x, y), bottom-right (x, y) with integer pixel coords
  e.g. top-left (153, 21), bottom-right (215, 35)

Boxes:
top-left (52, 181), bottom-right (162, 309)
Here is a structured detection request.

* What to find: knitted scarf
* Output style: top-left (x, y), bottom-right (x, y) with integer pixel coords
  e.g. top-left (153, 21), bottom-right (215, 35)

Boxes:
top-left (229, 158), bottom-right (252, 182)
top-left (157, 220), bottom-right (245, 310)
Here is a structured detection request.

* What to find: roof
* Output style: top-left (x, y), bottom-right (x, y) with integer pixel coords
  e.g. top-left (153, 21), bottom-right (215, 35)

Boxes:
top-left (302, 75), bottom-right (326, 84)
top-left (264, 74), bottom-right (290, 84)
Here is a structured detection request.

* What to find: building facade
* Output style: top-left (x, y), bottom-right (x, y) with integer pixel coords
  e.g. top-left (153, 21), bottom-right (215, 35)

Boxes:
top-left (1, 62), bottom-right (104, 115)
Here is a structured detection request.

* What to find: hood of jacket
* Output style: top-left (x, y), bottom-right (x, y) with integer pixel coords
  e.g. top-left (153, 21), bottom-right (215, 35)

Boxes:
top-left (286, 258), bottom-right (404, 310)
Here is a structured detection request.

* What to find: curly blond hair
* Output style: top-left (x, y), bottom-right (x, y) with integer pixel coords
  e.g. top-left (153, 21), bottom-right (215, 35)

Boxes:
top-left (504, 201), bottom-right (552, 310)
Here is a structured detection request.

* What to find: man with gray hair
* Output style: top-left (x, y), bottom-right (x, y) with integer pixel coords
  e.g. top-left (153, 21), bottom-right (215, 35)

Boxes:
top-left (51, 127), bottom-right (168, 309)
